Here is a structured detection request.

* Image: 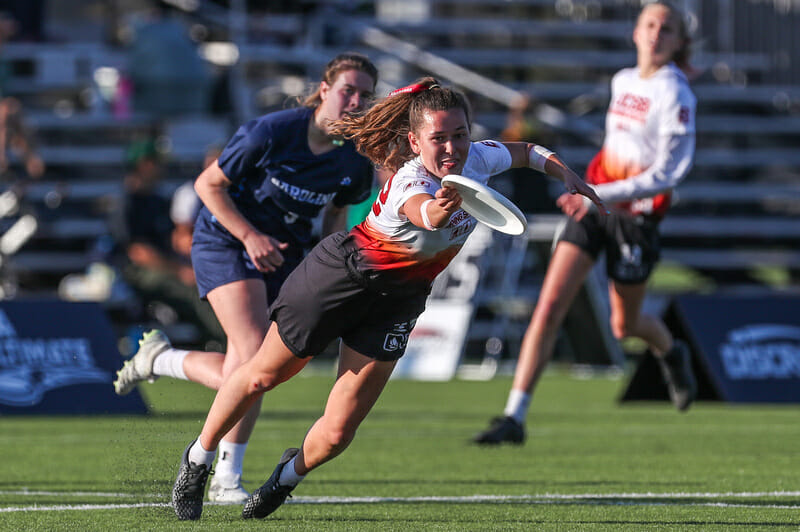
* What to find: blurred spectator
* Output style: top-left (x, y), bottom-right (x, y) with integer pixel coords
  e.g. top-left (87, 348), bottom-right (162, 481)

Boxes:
top-left (169, 145), bottom-right (221, 271)
top-left (0, 1), bottom-right (46, 42)
top-left (0, 97), bottom-right (45, 179)
top-left (0, 14), bottom-right (44, 180)
top-left (497, 93), bottom-right (558, 214)
top-left (119, 139), bottom-right (224, 346)
top-left (126, 2), bottom-right (211, 116)
top-left (501, 93), bottom-right (551, 145)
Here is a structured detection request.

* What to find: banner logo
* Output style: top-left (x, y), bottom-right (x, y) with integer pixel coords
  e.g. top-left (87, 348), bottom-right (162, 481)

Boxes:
top-left (720, 324), bottom-right (800, 380)
top-left (0, 309), bottom-right (109, 406)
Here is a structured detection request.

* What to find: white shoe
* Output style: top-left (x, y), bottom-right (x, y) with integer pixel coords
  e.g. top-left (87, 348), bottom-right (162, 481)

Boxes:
top-left (208, 475), bottom-right (249, 504)
top-left (113, 329), bottom-right (171, 395)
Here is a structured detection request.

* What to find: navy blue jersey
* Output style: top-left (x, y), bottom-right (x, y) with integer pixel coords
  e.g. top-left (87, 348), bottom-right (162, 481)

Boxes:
top-left (198, 106), bottom-right (373, 248)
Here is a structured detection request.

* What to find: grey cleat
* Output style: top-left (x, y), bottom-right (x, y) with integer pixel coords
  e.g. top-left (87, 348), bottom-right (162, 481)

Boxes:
top-left (113, 329), bottom-right (170, 395)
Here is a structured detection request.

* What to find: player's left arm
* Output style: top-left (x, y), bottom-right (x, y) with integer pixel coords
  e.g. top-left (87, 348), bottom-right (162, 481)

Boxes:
top-left (503, 141), bottom-right (604, 209)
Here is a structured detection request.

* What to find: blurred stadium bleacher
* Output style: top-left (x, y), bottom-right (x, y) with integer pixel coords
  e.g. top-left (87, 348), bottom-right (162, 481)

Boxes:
top-left (1, 0), bottom-right (798, 354)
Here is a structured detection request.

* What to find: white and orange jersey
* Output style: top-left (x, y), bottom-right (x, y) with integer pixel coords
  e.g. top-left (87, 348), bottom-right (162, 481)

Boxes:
top-left (348, 140), bottom-right (512, 290)
top-left (589, 62), bottom-right (696, 217)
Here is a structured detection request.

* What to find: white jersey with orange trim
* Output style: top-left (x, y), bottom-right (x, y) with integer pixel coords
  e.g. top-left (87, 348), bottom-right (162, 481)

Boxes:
top-left (589, 63), bottom-right (696, 217)
top-left (348, 140), bottom-right (512, 289)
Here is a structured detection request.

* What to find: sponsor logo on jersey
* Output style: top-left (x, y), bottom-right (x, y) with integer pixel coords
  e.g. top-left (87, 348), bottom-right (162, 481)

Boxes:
top-left (480, 140), bottom-right (501, 148)
top-left (446, 210), bottom-right (471, 227)
top-left (610, 93), bottom-right (651, 122)
top-left (720, 324), bottom-right (800, 380)
top-left (449, 218), bottom-right (475, 241)
top-left (403, 180), bottom-right (431, 192)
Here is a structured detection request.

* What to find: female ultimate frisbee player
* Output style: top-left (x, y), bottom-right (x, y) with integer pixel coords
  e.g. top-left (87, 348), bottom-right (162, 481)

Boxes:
top-left (169, 77), bottom-right (604, 520)
top-left (474, 1), bottom-right (698, 445)
top-left (114, 52), bottom-right (379, 502)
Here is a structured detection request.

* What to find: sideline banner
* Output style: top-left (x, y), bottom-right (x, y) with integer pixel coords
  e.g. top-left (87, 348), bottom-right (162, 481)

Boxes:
top-left (393, 300), bottom-right (473, 381)
top-left (621, 294), bottom-right (800, 404)
top-left (0, 299), bottom-right (148, 414)
top-left (392, 224), bottom-right (493, 380)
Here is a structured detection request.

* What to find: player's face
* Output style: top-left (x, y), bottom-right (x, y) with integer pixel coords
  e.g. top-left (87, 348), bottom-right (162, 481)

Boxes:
top-left (633, 4), bottom-right (684, 69)
top-left (319, 68), bottom-right (375, 120)
top-left (408, 108), bottom-right (471, 179)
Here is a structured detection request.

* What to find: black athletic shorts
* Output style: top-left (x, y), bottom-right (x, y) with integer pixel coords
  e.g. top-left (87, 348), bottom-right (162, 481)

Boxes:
top-left (558, 209), bottom-right (661, 284)
top-left (269, 232), bottom-right (428, 361)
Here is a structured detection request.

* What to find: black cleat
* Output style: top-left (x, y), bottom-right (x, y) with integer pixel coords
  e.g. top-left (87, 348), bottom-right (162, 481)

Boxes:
top-left (242, 448), bottom-right (299, 519)
top-left (172, 439), bottom-right (212, 521)
top-left (472, 416), bottom-right (526, 445)
top-left (657, 339), bottom-right (697, 412)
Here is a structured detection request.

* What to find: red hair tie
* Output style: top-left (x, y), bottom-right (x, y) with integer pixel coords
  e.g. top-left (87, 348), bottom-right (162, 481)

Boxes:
top-left (388, 83), bottom-right (430, 97)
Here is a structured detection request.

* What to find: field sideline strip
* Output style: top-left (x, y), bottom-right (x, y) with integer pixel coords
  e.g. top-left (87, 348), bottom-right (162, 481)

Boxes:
top-left (2, 489), bottom-right (800, 499)
top-left (2, 491), bottom-right (800, 513)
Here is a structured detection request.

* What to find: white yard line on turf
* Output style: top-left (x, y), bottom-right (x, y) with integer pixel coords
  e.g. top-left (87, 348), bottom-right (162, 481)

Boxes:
top-left (3, 489), bottom-right (800, 500)
top-left (0, 490), bottom-right (139, 497)
top-left (2, 491), bottom-right (800, 513)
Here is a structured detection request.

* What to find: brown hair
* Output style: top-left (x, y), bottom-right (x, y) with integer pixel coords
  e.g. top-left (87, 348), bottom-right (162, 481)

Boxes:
top-left (302, 52), bottom-right (378, 108)
top-left (329, 77), bottom-right (472, 172)
top-left (639, 1), bottom-right (692, 73)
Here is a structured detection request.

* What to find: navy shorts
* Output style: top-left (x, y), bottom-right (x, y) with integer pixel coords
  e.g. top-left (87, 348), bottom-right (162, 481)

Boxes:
top-left (270, 232), bottom-right (428, 361)
top-left (191, 212), bottom-right (303, 300)
top-left (558, 210), bottom-right (661, 284)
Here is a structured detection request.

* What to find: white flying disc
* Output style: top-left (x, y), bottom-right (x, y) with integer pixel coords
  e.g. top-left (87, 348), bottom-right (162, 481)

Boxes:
top-left (441, 174), bottom-right (528, 236)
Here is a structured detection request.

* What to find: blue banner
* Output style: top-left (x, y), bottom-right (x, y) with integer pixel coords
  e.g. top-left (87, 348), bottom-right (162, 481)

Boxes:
top-left (622, 294), bottom-right (800, 404)
top-left (672, 294), bottom-right (800, 403)
top-left (0, 300), bottom-right (148, 414)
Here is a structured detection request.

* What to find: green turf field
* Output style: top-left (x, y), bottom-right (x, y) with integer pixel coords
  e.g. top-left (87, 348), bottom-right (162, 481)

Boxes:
top-left (1, 369), bottom-right (798, 530)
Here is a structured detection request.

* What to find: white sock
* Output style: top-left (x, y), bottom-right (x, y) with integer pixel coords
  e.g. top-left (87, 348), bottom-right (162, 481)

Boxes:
top-left (215, 440), bottom-right (248, 483)
top-left (503, 389), bottom-right (531, 425)
top-left (277, 456), bottom-right (305, 487)
top-left (188, 438), bottom-right (216, 468)
top-left (152, 348), bottom-right (189, 380)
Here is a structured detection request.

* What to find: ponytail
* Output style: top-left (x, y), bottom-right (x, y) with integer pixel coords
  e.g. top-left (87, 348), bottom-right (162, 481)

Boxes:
top-left (330, 77), bottom-right (471, 172)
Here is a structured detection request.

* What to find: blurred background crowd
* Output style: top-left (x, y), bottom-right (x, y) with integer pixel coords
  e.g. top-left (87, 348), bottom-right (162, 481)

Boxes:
top-left (0, 0), bottom-right (797, 366)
